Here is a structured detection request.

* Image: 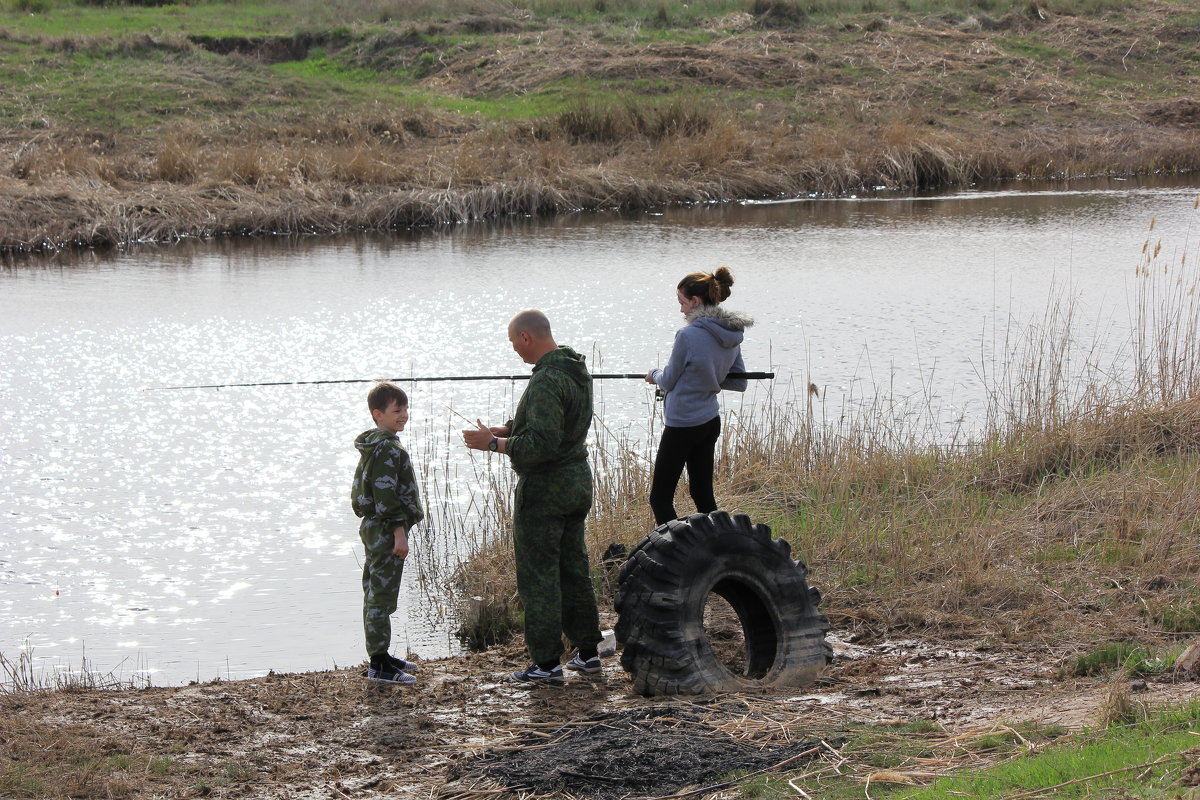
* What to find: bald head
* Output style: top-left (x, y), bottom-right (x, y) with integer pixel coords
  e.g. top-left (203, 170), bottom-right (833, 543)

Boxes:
top-left (507, 309), bottom-right (557, 365)
top-left (508, 309), bottom-right (552, 340)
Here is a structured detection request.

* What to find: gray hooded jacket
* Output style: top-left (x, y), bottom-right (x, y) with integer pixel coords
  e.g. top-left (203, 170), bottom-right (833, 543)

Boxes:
top-left (650, 305), bottom-right (752, 427)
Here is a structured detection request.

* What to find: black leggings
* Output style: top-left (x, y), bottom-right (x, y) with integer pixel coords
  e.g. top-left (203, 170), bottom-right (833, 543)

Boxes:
top-left (649, 415), bottom-right (722, 525)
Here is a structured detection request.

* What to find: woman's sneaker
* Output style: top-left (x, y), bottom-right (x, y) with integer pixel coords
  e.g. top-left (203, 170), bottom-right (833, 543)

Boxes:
top-left (565, 654), bottom-right (602, 674)
top-left (511, 663), bottom-right (565, 682)
top-left (366, 663), bottom-right (417, 685)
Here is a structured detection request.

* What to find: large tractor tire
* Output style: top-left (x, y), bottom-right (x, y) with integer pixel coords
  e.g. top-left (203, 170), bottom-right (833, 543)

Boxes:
top-left (615, 511), bottom-right (831, 696)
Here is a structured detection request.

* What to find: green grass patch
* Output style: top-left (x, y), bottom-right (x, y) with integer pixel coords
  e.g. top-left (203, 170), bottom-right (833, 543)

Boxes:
top-left (1066, 641), bottom-right (1175, 677)
top-left (147, 756), bottom-right (175, 777)
top-left (742, 719), bottom-right (1070, 800)
top-left (272, 51), bottom-right (385, 86)
top-left (0, 48), bottom-right (204, 131)
top-left (744, 706), bottom-right (1200, 800)
top-left (1153, 601), bottom-right (1200, 634)
top-left (0, 0), bottom-right (291, 38)
top-left (0, 33), bottom-right (427, 134)
top-left (0, 47), bottom-right (280, 132)
top-left (394, 80), bottom-right (732, 123)
top-left (398, 87), bottom-right (572, 119)
top-left (628, 27), bottom-right (720, 44)
top-left (1034, 543), bottom-right (1081, 563)
top-left (896, 702), bottom-right (1200, 800)
top-left (996, 36), bottom-right (1073, 63)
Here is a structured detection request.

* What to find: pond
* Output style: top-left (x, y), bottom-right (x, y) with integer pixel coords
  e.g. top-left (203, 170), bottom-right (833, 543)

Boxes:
top-left (2, 176), bottom-right (1198, 686)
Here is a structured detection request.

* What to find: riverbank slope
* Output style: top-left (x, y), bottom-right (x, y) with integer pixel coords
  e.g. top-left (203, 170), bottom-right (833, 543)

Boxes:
top-left (1, 0), bottom-right (1197, 252)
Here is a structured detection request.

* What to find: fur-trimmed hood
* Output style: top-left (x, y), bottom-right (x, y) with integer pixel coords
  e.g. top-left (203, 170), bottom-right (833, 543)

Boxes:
top-left (685, 304), bottom-right (754, 348)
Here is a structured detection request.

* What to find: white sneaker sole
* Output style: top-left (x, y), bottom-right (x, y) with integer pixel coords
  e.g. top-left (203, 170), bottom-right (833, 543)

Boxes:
top-left (565, 662), bottom-right (602, 674)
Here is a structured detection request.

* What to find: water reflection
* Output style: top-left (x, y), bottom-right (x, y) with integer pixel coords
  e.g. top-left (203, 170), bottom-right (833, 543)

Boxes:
top-left (1, 178), bottom-right (1198, 686)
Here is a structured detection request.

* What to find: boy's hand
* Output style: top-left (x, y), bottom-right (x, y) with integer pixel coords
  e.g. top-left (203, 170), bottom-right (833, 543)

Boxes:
top-left (392, 526), bottom-right (409, 559)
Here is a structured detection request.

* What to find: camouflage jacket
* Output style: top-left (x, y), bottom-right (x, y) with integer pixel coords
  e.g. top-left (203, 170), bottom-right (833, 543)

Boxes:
top-left (505, 346), bottom-right (593, 476)
top-left (351, 429), bottom-right (424, 531)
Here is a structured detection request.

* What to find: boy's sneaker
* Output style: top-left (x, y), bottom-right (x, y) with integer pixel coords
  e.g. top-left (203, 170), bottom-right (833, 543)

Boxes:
top-left (565, 654), bottom-right (602, 674)
top-left (386, 654), bottom-right (419, 673)
top-left (366, 664), bottom-right (417, 685)
top-left (511, 663), bottom-right (565, 682)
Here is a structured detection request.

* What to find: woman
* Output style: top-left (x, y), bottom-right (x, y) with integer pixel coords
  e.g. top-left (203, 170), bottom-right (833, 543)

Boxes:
top-left (645, 266), bottom-right (752, 525)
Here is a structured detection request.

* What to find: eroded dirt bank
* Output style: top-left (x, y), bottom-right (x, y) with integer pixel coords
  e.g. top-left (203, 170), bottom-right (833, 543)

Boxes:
top-left (5, 635), bottom-right (1200, 799)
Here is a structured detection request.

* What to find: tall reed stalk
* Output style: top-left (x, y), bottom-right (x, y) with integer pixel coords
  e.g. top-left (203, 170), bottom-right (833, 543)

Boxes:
top-left (0, 647), bottom-right (150, 693)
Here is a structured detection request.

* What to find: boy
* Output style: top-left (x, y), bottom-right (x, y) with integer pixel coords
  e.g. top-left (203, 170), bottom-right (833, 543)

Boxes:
top-left (352, 382), bottom-right (424, 685)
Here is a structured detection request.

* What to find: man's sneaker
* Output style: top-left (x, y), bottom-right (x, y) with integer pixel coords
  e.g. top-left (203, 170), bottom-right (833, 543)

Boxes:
top-left (511, 663), bottom-right (565, 682)
top-left (386, 654), bottom-right (419, 673)
top-left (366, 664), bottom-right (417, 685)
top-left (565, 654), bottom-right (602, 674)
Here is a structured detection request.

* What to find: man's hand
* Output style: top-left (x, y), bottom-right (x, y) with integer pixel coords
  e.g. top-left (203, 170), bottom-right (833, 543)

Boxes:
top-left (645, 370), bottom-right (656, 384)
top-left (463, 420), bottom-right (501, 451)
top-left (393, 526), bottom-right (409, 559)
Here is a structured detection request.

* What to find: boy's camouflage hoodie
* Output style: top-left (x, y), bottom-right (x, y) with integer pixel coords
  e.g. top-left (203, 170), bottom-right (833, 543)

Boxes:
top-left (505, 346), bottom-right (592, 476)
top-left (351, 429), bottom-right (424, 532)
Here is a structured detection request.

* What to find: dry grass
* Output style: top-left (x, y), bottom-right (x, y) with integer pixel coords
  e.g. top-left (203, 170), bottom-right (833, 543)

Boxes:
top-left (0, 714), bottom-right (183, 799)
top-left (3, 108), bottom-right (1199, 251)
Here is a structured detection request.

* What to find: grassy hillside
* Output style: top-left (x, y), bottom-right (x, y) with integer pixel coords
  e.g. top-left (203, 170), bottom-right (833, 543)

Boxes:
top-left (0, 0), bottom-right (1197, 251)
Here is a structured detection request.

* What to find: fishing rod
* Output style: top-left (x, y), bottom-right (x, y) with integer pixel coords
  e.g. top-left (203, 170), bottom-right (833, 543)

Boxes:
top-left (144, 372), bottom-right (775, 391)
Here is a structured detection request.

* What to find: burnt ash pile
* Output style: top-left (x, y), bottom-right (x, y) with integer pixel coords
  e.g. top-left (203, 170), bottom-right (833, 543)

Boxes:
top-left (458, 703), bottom-right (819, 799)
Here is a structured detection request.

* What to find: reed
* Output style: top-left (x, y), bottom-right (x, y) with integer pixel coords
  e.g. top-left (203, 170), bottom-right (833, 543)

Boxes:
top-left (0, 648), bottom-right (150, 694)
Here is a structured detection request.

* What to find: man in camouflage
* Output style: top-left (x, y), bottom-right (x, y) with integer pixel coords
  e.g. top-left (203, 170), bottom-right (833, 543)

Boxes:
top-left (352, 382), bottom-right (424, 685)
top-left (463, 309), bottom-right (604, 681)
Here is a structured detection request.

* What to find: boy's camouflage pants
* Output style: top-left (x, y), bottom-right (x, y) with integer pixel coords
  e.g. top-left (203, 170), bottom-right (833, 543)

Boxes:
top-left (513, 461), bottom-right (603, 665)
top-left (360, 519), bottom-right (404, 658)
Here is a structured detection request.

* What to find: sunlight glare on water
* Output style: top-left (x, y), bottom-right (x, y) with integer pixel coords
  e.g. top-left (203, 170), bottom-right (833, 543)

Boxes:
top-left (1, 178), bottom-right (1198, 686)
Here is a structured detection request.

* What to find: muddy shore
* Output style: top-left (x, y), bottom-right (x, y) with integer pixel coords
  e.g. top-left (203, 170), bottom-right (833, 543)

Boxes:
top-left (5, 632), bottom-right (1200, 799)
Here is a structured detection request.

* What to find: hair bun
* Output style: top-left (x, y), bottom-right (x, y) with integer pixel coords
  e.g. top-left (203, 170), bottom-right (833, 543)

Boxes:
top-left (678, 267), bottom-right (734, 305)
top-left (710, 266), bottom-right (734, 302)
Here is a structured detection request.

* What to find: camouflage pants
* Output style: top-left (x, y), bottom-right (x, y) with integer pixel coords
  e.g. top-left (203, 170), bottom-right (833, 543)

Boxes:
top-left (513, 461), bottom-right (603, 665)
top-left (360, 519), bottom-right (405, 658)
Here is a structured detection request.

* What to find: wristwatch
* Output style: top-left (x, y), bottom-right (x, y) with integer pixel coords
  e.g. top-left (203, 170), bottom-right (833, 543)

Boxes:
top-left (488, 437), bottom-right (499, 452)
